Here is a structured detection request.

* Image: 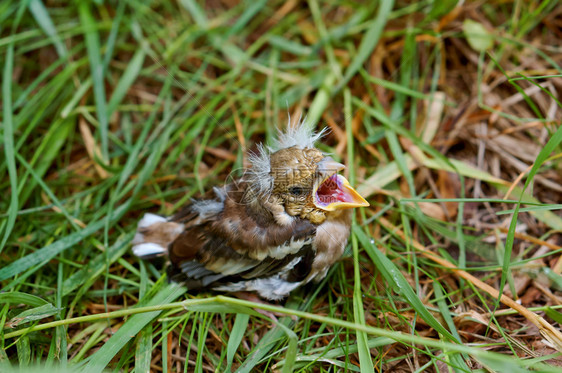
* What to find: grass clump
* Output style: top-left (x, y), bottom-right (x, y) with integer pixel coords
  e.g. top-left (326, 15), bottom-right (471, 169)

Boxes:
top-left (1, 0), bottom-right (562, 371)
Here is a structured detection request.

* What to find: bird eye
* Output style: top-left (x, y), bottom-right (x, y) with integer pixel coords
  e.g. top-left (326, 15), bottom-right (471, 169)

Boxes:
top-left (289, 186), bottom-right (305, 196)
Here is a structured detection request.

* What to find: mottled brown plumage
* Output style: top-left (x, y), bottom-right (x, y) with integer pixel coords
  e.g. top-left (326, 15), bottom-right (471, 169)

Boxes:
top-left (132, 123), bottom-right (368, 299)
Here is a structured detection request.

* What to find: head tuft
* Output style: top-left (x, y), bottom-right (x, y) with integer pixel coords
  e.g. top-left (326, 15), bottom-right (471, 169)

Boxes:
top-left (271, 117), bottom-right (327, 151)
top-left (245, 117), bottom-right (326, 197)
top-left (246, 143), bottom-right (274, 196)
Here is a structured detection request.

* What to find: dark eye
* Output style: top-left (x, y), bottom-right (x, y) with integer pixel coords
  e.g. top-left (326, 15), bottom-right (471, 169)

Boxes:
top-left (289, 186), bottom-right (305, 196)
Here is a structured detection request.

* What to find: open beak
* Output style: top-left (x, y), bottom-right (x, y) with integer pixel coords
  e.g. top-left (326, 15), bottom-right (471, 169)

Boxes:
top-left (313, 158), bottom-right (369, 212)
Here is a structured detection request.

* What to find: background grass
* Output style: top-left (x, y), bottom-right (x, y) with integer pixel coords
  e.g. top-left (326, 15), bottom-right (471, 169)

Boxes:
top-left (1, 0), bottom-right (562, 371)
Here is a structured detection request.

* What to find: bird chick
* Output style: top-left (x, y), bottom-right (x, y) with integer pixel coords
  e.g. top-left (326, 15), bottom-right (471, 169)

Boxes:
top-left (132, 122), bottom-right (369, 300)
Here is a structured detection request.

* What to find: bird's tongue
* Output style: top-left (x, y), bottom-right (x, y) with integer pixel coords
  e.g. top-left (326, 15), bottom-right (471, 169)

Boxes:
top-left (313, 174), bottom-right (369, 211)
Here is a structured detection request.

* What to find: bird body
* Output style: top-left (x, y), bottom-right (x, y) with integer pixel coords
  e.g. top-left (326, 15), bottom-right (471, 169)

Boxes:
top-left (132, 123), bottom-right (368, 300)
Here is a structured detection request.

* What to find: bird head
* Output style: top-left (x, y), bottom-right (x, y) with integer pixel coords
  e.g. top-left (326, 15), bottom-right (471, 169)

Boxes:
top-left (245, 123), bottom-right (369, 225)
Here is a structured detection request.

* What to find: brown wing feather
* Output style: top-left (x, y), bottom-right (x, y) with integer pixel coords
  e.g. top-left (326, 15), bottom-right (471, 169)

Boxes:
top-left (208, 196), bottom-right (317, 260)
top-left (167, 185), bottom-right (317, 289)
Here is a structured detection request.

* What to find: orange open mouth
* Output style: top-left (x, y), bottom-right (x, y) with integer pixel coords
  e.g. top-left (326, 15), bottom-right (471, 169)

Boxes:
top-left (313, 173), bottom-right (369, 211)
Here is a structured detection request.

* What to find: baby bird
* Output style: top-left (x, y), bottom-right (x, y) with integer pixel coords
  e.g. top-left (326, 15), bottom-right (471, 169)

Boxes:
top-left (132, 122), bottom-right (369, 300)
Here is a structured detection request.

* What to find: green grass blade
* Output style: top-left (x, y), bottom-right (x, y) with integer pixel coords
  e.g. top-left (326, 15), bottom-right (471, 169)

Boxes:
top-left (307, 71), bottom-right (335, 127)
top-left (500, 125), bottom-right (562, 305)
top-left (0, 293), bottom-right (49, 308)
top-left (345, 88), bottom-right (373, 371)
top-left (16, 336), bottom-right (30, 366)
top-left (28, 0), bottom-right (67, 58)
top-left (71, 324), bottom-right (105, 363)
top-left (54, 257), bottom-right (68, 366)
top-left (0, 2), bottom-right (26, 253)
top-left (386, 129), bottom-right (415, 194)
top-left (15, 153), bottom-right (81, 231)
top-left (78, 1), bottom-right (109, 163)
top-left (61, 79), bottom-right (92, 118)
top-left (226, 313), bottom-right (250, 371)
top-left (225, 0), bottom-right (268, 39)
top-left (14, 45), bottom-right (78, 110)
top-left (337, 0), bottom-right (394, 91)
top-left (268, 35), bottom-right (312, 56)
top-left (354, 227), bottom-right (459, 342)
top-left (101, 0), bottom-right (125, 70)
top-left (82, 283), bottom-right (186, 373)
top-left (0, 204), bottom-right (127, 282)
top-left (62, 232), bottom-right (134, 297)
top-left (8, 304), bottom-right (61, 327)
top-left (276, 321), bottom-right (298, 373)
top-left (107, 48), bottom-right (146, 117)
top-left (195, 314), bottom-right (210, 373)
top-left (17, 118), bottom-right (75, 206)
top-left (178, 0), bottom-right (208, 28)
top-left (135, 323), bottom-right (153, 373)
top-left (0, 34), bottom-right (17, 254)
top-left (352, 234), bottom-right (374, 372)
top-left (235, 317), bottom-right (293, 373)
top-left (433, 282), bottom-right (470, 370)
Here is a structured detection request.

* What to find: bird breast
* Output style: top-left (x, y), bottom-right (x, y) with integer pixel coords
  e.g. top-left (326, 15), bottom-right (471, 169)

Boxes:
top-left (308, 209), bottom-right (352, 282)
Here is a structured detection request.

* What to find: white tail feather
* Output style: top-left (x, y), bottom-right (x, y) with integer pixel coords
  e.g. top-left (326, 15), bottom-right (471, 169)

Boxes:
top-left (132, 213), bottom-right (182, 258)
top-left (132, 242), bottom-right (167, 257)
top-left (138, 213), bottom-right (167, 228)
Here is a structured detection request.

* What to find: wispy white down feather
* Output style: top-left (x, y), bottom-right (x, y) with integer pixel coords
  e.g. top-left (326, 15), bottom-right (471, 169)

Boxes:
top-left (246, 143), bottom-right (273, 196)
top-left (271, 117), bottom-right (327, 151)
top-left (191, 199), bottom-right (224, 219)
top-left (213, 257), bottom-right (305, 299)
top-left (214, 275), bottom-right (302, 300)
